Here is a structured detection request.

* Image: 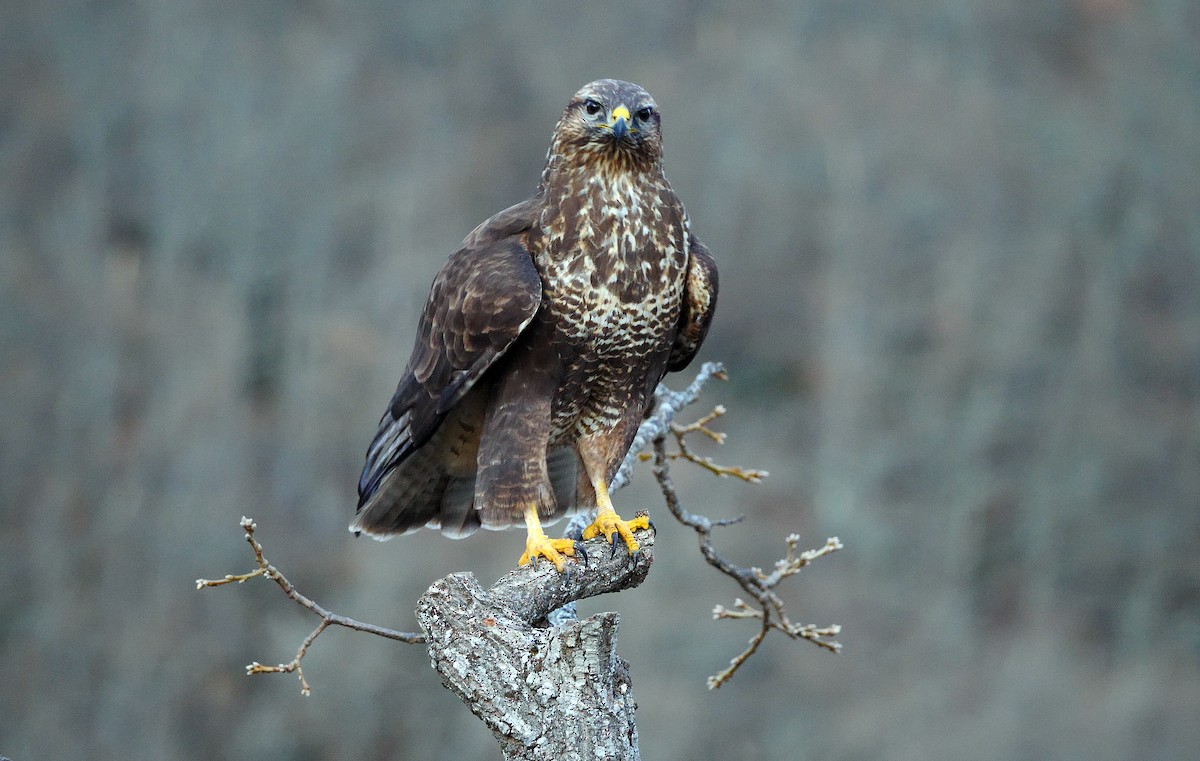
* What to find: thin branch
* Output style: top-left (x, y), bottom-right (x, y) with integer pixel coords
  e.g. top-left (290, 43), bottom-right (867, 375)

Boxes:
top-left (674, 405), bottom-right (729, 444)
top-left (245, 618), bottom-right (330, 696)
top-left (197, 517), bottom-right (425, 695)
top-left (652, 438), bottom-right (842, 689)
top-left (662, 404), bottom-right (769, 483)
top-left (709, 615), bottom-right (770, 690)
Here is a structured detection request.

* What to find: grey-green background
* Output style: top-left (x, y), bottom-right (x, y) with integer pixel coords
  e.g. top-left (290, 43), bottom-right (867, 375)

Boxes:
top-left (3, 1), bottom-right (1198, 759)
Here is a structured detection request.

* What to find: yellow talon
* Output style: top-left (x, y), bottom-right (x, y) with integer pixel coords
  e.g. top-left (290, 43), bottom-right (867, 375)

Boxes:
top-left (519, 504), bottom-right (576, 572)
top-left (582, 509), bottom-right (651, 555)
top-left (580, 476), bottom-right (649, 555)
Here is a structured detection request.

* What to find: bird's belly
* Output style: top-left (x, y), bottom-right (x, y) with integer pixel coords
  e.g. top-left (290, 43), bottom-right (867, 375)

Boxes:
top-left (547, 363), bottom-right (643, 442)
top-left (544, 286), bottom-right (681, 442)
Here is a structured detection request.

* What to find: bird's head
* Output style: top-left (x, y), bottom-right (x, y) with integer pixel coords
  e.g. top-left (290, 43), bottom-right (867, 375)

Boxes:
top-left (548, 79), bottom-right (663, 172)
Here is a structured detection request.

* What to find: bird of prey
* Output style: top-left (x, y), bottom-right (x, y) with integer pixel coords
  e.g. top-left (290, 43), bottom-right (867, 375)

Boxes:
top-left (352, 79), bottom-right (718, 571)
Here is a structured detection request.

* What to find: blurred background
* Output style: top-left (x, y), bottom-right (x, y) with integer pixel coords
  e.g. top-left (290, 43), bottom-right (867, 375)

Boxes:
top-left (3, 1), bottom-right (1198, 759)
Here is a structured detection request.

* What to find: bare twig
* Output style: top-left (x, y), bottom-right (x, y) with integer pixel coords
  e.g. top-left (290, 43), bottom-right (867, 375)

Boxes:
top-left (245, 618), bottom-right (330, 696)
top-left (662, 404), bottom-right (769, 483)
top-left (634, 391), bottom-right (768, 483)
top-left (651, 438), bottom-right (842, 689)
top-left (197, 517), bottom-right (425, 695)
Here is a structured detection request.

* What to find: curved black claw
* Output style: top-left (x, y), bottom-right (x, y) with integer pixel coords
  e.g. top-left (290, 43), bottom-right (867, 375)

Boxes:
top-left (574, 540), bottom-right (590, 569)
top-left (646, 518), bottom-right (656, 534)
top-left (630, 548), bottom-right (642, 566)
top-left (609, 535), bottom-right (622, 559)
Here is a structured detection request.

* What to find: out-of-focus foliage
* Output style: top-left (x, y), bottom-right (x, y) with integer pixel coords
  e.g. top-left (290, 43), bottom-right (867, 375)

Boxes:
top-left (2, 1), bottom-right (1197, 759)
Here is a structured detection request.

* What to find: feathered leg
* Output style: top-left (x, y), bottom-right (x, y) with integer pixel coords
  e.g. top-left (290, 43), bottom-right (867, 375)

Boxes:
top-left (475, 349), bottom-right (581, 571)
top-left (577, 432), bottom-right (651, 555)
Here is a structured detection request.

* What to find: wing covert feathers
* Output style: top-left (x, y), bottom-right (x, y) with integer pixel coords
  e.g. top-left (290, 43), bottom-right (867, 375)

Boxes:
top-left (354, 204), bottom-right (542, 525)
top-left (668, 235), bottom-right (719, 371)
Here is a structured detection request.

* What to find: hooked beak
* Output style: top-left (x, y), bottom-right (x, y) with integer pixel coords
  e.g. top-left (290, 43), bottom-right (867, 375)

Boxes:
top-left (609, 105), bottom-right (631, 141)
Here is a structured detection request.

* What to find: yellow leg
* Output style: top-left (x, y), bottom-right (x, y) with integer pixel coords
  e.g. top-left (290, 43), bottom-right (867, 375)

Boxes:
top-left (581, 478), bottom-right (651, 555)
top-left (518, 504), bottom-right (578, 572)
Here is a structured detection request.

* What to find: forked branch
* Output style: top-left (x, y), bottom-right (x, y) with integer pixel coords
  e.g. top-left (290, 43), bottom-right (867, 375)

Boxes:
top-left (664, 404), bottom-right (769, 482)
top-left (651, 415), bottom-right (842, 688)
top-left (196, 517), bottom-right (424, 695)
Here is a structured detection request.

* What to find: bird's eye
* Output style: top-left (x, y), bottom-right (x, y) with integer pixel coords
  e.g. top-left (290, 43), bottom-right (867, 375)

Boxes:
top-left (584, 99), bottom-right (604, 117)
top-left (636, 106), bottom-right (655, 122)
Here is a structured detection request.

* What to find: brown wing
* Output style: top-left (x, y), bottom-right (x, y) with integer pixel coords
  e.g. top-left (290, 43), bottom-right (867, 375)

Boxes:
top-left (668, 234), bottom-right (718, 371)
top-left (356, 200), bottom-right (542, 508)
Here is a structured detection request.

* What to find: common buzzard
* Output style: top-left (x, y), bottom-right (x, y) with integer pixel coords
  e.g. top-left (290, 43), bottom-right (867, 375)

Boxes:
top-left (353, 79), bottom-right (718, 570)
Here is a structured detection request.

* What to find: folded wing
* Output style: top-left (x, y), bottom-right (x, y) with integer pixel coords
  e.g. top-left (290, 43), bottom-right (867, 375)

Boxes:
top-left (668, 235), bottom-right (719, 371)
top-left (356, 201), bottom-right (543, 514)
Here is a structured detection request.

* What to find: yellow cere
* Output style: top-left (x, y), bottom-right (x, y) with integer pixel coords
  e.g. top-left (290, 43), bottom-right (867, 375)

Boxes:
top-left (611, 106), bottom-right (631, 122)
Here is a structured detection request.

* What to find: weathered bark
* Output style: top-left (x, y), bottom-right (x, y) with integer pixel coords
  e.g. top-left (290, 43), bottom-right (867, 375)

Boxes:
top-left (416, 533), bottom-right (653, 760)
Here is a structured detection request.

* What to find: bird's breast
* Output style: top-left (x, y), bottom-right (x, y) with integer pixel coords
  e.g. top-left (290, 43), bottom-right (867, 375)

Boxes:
top-left (530, 176), bottom-right (690, 440)
top-left (539, 227), bottom-right (687, 359)
top-left (539, 174), bottom-right (688, 306)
